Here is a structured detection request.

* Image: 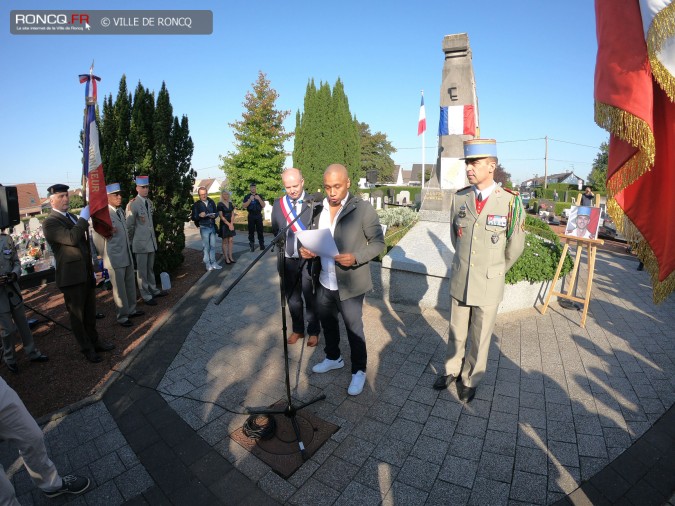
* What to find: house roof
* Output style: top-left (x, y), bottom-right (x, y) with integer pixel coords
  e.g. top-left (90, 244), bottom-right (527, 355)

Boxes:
top-left (15, 183), bottom-right (41, 211)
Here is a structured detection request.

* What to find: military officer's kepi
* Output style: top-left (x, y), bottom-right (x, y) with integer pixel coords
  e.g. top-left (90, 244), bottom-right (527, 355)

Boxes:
top-left (47, 183), bottom-right (69, 195)
top-left (135, 175), bottom-right (150, 187)
top-left (577, 206), bottom-right (591, 216)
top-left (461, 139), bottom-right (498, 160)
top-left (106, 183), bottom-right (122, 194)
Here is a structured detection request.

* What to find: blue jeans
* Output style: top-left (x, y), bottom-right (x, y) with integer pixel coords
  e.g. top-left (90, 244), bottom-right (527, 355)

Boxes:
top-left (199, 225), bottom-right (217, 266)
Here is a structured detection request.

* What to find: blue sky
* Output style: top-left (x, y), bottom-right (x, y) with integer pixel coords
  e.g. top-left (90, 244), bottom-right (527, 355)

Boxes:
top-left (1, 1), bottom-right (608, 196)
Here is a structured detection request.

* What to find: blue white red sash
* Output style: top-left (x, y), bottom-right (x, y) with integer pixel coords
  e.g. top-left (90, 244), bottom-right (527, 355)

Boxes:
top-left (281, 195), bottom-right (307, 233)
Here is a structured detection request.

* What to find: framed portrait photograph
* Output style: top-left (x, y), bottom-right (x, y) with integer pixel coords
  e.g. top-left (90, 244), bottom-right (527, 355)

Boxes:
top-left (564, 205), bottom-right (601, 239)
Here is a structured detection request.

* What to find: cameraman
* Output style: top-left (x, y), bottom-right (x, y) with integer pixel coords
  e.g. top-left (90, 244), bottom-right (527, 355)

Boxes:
top-left (0, 230), bottom-right (48, 373)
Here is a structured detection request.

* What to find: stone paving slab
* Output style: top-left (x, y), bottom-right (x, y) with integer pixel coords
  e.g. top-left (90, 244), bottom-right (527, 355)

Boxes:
top-left (2, 226), bottom-right (674, 505)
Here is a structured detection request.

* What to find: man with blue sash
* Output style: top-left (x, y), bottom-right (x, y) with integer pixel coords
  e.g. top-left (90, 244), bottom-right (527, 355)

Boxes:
top-left (271, 168), bottom-right (321, 347)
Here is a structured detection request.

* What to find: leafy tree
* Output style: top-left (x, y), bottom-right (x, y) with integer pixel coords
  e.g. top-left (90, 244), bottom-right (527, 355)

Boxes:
top-left (358, 121), bottom-right (396, 183)
top-left (220, 71), bottom-right (292, 203)
top-left (587, 141), bottom-right (608, 192)
top-left (494, 163), bottom-right (512, 187)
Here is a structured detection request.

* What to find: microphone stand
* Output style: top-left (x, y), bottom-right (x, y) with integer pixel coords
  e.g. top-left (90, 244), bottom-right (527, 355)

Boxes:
top-left (214, 199), bottom-right (324, 460)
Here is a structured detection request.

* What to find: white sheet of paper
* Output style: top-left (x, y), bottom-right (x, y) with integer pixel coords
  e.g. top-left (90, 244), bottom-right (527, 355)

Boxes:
top-left (296, 229), bottom-right (339, 258)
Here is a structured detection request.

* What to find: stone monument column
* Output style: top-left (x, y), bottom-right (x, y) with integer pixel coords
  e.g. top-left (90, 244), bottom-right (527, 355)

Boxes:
top-left (420, 33), bottom-right (478, 222)
top-left (439, 33), bottom-right (478, 191)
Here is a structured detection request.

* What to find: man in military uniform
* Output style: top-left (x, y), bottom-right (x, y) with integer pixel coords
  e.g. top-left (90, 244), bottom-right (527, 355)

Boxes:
top-left (42, 184), bottom-right (115, 363)
top-left (433, 139), bottom-right (525, 402)
top-left (93, 183), bottom-right (142, 327)
top-left (126, 175), bottom-right (166, 306)
top-left (0, 231), bottom-right (48, 373)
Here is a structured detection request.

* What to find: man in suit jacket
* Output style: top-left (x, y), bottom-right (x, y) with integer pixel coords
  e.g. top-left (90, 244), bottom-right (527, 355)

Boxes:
top-left (433, 139), bottom-right (526, 402)
top-left (126, 175), bottom-right (165, 306)
top-left (42, 184), bottom-right (114, 363)
top-left (271, 168), bottom-right (321, 347)
top-left (300, 164), bottom-right (385, 396)
top-left (0, 232), bottom-right (48, 373)
top-left (93, 183), bottom-right (142, 327)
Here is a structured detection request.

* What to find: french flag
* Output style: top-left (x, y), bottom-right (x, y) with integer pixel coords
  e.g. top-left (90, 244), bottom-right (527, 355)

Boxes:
top-left (418, 95), bottom-right (426, 136)
top-left (81, 69), bottom-right (112, 238)
top-left (439, 105), bottom-right (476, 136)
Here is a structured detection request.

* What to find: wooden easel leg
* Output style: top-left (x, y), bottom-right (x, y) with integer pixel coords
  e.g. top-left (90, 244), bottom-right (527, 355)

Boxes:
top-left (541, 242), bottom-right (570, 314)
top-left (580, 244), bottom-right (597, 328)
top-left (567, 244), bottom-right (583, 297)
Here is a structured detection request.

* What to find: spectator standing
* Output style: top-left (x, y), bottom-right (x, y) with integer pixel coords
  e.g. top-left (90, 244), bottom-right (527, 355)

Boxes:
top-left (581, 186), bottom-right (595, 206)
top-left (217, 190), bottom-right (237, 264)
top-left (192, 187), bottom-right (222, 271)
top-left (243, 183), bottom-right (265, 252)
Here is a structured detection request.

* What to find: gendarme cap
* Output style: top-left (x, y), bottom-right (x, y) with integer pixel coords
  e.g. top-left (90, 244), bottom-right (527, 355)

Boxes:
top-left (461, 139), bottom-right (498, 160)
top-left (577, 206), bottom-right (591, 217)
top-left (135, 175), bottom-right (150, 186)
top-left (106, 183), bottom-right (122, 194)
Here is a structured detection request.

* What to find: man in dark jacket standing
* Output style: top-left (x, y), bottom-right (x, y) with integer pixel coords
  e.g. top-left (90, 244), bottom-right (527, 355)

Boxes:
top-left (300, 164), bottom-right (385, 396)
top-left (271, 168), bottom-right (321, 347)
top-left (243, 183), bottom-right (265, 251)
top-left (192, 186), bottom-right (221, 271)
top-left (42, 184), bottom-right (115, 363)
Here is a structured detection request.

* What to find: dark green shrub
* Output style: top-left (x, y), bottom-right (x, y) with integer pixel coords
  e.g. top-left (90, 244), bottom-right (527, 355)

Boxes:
top-left (505, 216), bottom-right (573, 284)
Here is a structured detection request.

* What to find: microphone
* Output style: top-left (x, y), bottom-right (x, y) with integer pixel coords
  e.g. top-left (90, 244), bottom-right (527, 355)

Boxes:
top-left (300, 193), bottom-right (324, 203)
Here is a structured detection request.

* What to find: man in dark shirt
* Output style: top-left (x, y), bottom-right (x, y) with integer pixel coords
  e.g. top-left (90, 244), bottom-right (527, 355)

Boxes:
top-left (243, 183), bottom-right (265, 252)
top-left (580, 187), bottom-right (595, 206)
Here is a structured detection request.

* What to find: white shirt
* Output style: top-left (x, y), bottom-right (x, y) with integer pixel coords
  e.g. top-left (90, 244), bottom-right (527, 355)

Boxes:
top-left (318, 194), bottom-right (349, 291)
top-left (474, 182), bottom-right (497, 200)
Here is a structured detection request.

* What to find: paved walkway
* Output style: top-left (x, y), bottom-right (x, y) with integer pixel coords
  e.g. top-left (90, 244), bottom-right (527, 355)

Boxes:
top-left (1, 226), bottom-right (674, 505)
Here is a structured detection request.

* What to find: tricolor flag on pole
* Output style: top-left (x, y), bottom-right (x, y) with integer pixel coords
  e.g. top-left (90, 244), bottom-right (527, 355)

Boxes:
top-left (417, 95), bottom-right (426, 136)
top-left (79, 64), bottom-right (112, 238)
top-left (438, 105), bottom-right (476, 136)
top-left (594, 0), bottom-right (675, 303)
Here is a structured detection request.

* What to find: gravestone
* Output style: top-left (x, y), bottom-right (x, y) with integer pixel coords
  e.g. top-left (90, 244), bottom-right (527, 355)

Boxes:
top-left (397, 191), bottom-right (410, 205)
top-left (13, 221), bottom-right (25, 233)
top-left (263, 202), bottom-right (272, 222)
top-left (28, 217), bottom-right (41, 232)
top-left (375, 197), bottom-right (382, 210)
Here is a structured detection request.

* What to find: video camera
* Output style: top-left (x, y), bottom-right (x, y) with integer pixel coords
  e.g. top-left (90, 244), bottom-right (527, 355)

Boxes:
top-left (0, 185), bottom-right (20, 230)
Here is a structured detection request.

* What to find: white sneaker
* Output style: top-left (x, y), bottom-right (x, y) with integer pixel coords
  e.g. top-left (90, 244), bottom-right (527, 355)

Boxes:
top-left (312, 356), bottom-right (344, 373)
top-left (205, 264), bottom-right (213, 271)
top-left (348, 370), bottom-right (367, 396)
top-left (211, 263), bottom-right (223, 270)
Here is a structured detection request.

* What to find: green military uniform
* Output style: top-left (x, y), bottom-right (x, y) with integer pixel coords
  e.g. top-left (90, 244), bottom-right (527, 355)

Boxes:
top-left (0, 234), bottom-right (45, 368)
top-left (445, 184), bottom-right (525, 388)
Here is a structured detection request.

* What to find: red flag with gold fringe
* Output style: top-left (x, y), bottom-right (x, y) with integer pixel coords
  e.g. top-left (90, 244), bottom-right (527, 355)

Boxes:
top-left (594, 0), bottom-right (675, 302)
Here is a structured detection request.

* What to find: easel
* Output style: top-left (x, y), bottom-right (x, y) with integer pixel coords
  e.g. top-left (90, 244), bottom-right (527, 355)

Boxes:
top-left (540, 194), bottom-right (604, 328)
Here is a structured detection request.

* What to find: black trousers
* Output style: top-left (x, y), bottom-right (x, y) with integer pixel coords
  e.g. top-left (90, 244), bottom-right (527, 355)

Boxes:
top-left (247, 214), bottom-right (264, 246)
top-left (60, 282), bottom-right (99, 352)
top-left (316, 284), bottom-right (366, 374)
top-left (283, 258), bottom-right (320, 335)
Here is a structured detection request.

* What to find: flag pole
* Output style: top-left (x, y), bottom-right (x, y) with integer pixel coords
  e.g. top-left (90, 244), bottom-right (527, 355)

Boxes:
top-left (421, 90), bottom-right (425, 191)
